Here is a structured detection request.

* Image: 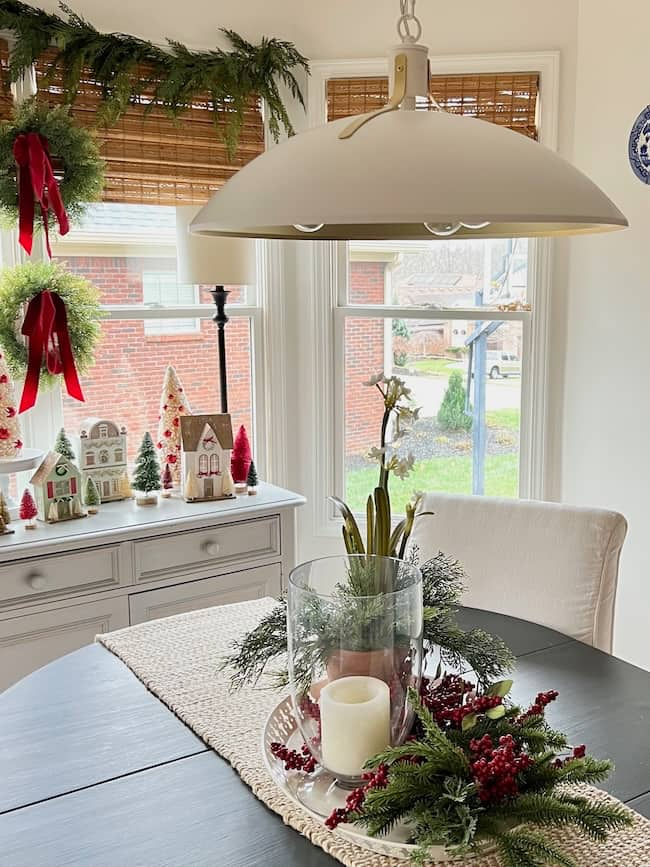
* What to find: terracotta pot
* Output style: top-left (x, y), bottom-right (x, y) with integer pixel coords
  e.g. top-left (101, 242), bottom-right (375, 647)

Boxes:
top-left (326, 647), bottom-right (411, 683)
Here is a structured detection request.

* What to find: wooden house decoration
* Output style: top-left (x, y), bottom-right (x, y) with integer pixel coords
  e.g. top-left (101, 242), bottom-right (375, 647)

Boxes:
top-left (29, 451), bottom-right (86, 523)
top-left (180, 414), bottom-right (234, 502)
top-left (79, 418), bottom-right (128, 502)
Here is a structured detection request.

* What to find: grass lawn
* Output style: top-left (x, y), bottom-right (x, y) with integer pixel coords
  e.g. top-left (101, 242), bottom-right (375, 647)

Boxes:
top-left (345, 453), bottom-right (519, 513)
top-left (409, 357), bottom-right (460, 376)
top-left (485, 408), bottom-right (520, 431)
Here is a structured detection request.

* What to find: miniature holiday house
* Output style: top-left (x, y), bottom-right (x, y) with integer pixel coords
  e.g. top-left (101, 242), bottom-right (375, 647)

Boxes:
top-left (180, 414), bottom-right (234, 502)
top-left (79, 418), bottom-right (128, 502)
top-left (29, 452), bottom-right (85, 523)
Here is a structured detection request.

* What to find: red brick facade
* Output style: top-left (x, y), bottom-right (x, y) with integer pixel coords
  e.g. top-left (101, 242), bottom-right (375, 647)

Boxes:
top-left (345, 261), bottom-right (387, 457)
top-left (55, 254), bottom-right (252, 467)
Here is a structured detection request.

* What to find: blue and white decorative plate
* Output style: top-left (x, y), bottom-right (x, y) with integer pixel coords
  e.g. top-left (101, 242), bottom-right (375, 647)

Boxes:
top-left (629, 105), bottom-right (650, 184)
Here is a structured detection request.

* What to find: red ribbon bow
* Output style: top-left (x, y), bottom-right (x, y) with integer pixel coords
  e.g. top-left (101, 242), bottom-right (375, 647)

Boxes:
top-left (19, 290), bottom-right (84, 414)
top-left (13, 132), bottom-right (70, 257)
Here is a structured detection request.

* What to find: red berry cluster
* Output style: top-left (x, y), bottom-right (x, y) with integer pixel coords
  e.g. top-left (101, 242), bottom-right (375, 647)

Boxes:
top-left (420, 675), bottom-right (503, 729)
top-left (325, 764), bottom-right (389, 830)
top-left (518, 690), bottom-right (559, 722)
top-left (470, 734), bottom-right (532, 804)
top-left (270, 741), bottom-right (317, 773)
top-left (553, 744), bottom-right (587, 769)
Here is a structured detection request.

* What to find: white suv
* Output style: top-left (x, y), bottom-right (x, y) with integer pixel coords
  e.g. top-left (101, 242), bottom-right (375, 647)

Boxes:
top-left (486, 351), bottom-right (521, 378)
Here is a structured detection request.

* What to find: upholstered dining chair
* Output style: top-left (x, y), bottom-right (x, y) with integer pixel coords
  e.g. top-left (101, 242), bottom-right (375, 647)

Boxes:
top-left (409, 493), bottom-right (628, 653)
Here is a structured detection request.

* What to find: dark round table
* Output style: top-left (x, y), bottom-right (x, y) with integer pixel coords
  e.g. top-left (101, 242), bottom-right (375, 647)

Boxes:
top-left (0, 607), bottom-right (649, 866)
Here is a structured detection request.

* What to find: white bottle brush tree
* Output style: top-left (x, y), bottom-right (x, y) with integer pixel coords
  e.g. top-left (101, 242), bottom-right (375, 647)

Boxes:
top-left (0, 350), bottom-right (22, 458)
top-left (54, 428), bottom-right (76, 462)
top-left (157, 366), bottom-right (191, 485)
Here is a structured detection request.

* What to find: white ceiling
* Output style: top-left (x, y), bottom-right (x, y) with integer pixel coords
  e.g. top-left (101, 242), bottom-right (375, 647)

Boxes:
top-left (32, 0), bottom-right (576, 60)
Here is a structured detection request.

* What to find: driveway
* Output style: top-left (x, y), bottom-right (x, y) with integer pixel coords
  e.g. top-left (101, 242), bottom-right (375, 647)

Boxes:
top-left (402, 372), bottom-right (520, 416)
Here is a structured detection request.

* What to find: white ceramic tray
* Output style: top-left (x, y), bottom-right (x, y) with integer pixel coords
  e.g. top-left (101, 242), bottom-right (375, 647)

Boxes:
top-left (262, 695), bottom-right (493, 862)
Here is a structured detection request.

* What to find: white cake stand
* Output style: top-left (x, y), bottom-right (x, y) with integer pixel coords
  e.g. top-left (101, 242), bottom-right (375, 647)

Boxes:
top-left (0, 449), bottom-right (44, 512)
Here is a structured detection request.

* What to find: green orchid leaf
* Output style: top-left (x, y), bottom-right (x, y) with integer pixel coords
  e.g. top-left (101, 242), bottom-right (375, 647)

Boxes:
top-left (486, 679), bottom-right (514, 698)
top-left (462, 712), bottom-right (478, 732)
top-left (485, 704), bottom-right (506, 720)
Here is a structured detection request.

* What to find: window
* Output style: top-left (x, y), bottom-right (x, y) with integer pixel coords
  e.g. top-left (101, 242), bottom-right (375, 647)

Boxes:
top-left (303, 54), bottom-right (556, 542)
top-left (50, 203), bottom-right (258, 473)
top-left (142, 271), bottom-right (199, 336)
top-left (86, 452), bottom-right (95, 466)
top-left (199, 454), bottom-right (209, 475)
top-left (114, 448), bottom-right (123, 463)
top-left (210, 453), bottom-right (220, 475)
top-left (98, 424), bottom-right (108, 438)
top-left (55, 480), bottom-right (69, 496)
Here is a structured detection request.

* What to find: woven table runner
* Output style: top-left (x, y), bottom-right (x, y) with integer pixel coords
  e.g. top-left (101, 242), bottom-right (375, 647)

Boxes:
top-left (98, 597), bottom-right (650, 866)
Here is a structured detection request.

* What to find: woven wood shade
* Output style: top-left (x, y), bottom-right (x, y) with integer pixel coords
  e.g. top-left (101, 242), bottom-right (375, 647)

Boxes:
top-left (327, 72), bottom-right (539, 140)
top-left (0, 49), bottom-right (265, 206)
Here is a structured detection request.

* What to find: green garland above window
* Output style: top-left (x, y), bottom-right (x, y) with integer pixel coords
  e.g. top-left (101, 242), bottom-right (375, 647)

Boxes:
top-left (0, 0), bottom-right (309, 155)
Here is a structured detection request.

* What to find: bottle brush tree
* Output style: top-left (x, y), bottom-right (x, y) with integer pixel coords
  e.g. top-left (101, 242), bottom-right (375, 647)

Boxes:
top-left (54, 427), bottom-right (76, 461)
top-left (246, 460), bottom-right (258, 492)
top-left (19, 488), bottom-right (38, 527)
top-left (156, 365), bottom-right (191, 484)
top-left (133, 432), bottom-right (161, 493)
top-left (437, 370), bottom-right (472, 432)
top-left (0, 350), bottom-right (22, 457)
top-left (0, 490), bottom-right (10, 525)
top-left (231, 425), bottom-right (252, 485)
top-left (84, 476), bottom-right (101, 512)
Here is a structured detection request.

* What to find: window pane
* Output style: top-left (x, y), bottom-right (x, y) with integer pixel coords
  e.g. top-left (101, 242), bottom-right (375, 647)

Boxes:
top-left (61, 317), bottom-right (254, 470)
top-left (344, 318), bottom-right (522, 511)
top-left (349, 239), bottom-right (528, 308)
top-left (142, 271), bottom-right (199, 336)
top-left (52, 203), bottom-right (250, 306)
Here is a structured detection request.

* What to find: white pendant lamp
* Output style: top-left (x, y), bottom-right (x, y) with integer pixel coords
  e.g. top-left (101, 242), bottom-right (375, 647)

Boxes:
top-left (191, 1), bottom-right (627, 241)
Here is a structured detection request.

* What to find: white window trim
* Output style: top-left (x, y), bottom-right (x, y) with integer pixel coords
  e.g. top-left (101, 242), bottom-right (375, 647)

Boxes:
top-left (303, 51), bottom-right (560, 540)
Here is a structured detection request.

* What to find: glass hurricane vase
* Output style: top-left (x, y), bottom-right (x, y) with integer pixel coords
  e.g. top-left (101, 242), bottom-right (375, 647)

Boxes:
top-left (287, 555), bottom-right (423, 811)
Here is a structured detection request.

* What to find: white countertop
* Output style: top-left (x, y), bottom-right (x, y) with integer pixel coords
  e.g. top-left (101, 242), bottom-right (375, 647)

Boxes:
top-left (0, 483), bottom-right (306, 561)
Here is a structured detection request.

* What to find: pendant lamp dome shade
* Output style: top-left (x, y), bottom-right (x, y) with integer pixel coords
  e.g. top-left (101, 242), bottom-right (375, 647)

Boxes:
top-left (191, 109), bottom-right (627, 241)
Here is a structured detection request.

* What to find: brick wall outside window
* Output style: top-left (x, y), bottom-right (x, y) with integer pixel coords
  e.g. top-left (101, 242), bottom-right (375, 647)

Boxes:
top-left (54, 255), bottom-right (252, 467)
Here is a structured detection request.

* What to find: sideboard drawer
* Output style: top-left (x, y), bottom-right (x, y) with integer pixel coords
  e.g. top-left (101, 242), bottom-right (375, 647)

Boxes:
top-left (0, 546), bottom-right (123, 609)
top-left (133, 516), bottom-right (280, 584)
top-left (129, 563), bottom-right (282, 624)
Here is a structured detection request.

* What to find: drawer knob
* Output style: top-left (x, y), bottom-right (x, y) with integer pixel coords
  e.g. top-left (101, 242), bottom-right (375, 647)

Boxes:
top-left (27, 573), bottom-right (48, 591)
top-left (202, 540), bottom-right (221, 557)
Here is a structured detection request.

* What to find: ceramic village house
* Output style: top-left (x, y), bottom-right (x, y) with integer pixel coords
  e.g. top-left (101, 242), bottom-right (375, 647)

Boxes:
top-left (79, 418), bottom-right (128, 502)
top-left (180, 414), bottom-right (234, 502)
top-left (29, 452), bottom-right (85, 522)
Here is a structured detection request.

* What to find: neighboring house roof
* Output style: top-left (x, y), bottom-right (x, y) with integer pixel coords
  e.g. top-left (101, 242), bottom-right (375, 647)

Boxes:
top-left (29, 451), bottom-right (78, 486)
top-left (180, 414), bottom-right (234, 452)
top-left (395, 273), bottom-right (481, 307)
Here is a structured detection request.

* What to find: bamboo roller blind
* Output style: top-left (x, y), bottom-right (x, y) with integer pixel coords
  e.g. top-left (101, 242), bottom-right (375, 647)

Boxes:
top-left (0, 48), bottom-right (265, 206)
top-left (327, 72), bottom-right (540, 140)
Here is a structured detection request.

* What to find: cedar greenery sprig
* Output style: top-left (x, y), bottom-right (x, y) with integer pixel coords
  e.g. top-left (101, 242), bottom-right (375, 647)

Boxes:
top-left (221, 551), bottom-right (514, 691)
top-left (0, 0), bottom-right (309, 157)
top-left (337, 682), bottom-right (633, 866)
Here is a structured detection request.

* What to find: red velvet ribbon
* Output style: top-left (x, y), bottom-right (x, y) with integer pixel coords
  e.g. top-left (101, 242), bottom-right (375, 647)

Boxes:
top-left (13, 132), bottom-right (70, 257)
top-left (18, 290), bottom-right (84, 414)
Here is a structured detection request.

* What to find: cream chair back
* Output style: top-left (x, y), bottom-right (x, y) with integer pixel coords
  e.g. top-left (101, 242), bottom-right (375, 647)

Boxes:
top-left (409, 493), bottom-right (627, 652)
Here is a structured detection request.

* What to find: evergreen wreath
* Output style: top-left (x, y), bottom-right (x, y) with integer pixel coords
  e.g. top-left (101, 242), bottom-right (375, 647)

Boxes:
top-left (0, 97), bottom-right (104, 230)
top-left (0, 260), bottom-right (102, 388)
top-left (0, 0), bottom-right (310, 156)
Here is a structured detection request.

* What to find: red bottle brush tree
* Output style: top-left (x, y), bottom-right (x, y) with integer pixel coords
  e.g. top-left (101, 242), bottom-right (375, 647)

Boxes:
top-left (161, 462), bottom-right (173, 497)
top-left (231, 425), bottom-right (252, 486)
top-left (19, 488), bottom-right (37, 527)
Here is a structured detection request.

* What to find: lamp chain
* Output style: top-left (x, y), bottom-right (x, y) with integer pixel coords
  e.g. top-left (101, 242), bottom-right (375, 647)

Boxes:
top-left (397, 0), bottom-right (422, 43)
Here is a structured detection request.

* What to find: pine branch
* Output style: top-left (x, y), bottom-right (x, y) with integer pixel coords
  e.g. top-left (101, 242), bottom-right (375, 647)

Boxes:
top-left (0, 0), bottom-right (309, 154)
top-left (492, 828), bottom-right (577, 867)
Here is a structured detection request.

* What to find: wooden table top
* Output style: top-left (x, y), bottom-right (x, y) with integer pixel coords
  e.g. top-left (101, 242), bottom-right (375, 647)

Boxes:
top-left (1, 608), bottom-right (649, 866)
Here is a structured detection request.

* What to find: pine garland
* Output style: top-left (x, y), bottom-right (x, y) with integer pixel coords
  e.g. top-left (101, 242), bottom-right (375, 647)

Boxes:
top-left (0, 0), bottom-right (309, 156)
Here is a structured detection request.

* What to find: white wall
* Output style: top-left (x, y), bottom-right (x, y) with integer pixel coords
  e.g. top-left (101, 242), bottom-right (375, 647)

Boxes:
top-left (561, 0), bottom-right (650, 669)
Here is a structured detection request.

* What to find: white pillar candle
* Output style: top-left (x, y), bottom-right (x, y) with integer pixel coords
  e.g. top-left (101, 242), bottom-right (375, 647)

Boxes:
top-left (320, 675), bottom-right (391, 779)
